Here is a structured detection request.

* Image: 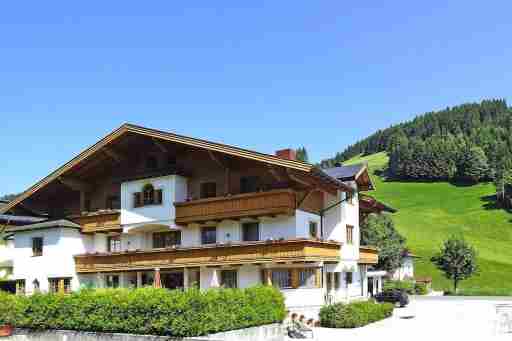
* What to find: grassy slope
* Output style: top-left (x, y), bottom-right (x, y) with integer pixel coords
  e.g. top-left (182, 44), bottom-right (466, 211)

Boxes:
top-left (345, 152), bottom-right (512, 294)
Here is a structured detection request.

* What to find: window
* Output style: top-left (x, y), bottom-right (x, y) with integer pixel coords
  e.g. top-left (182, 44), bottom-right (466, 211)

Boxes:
top-left (242, 222), bottom-right (259, 242)
top-left (146, 156), bottom-right (158, 169)
top-left (334, 272), bottom-right (341, 289)
top-left (134, 184), bottom-right (162, 207)
top-left (15, 280), bottom-right (25, 295)
top-left (220, 270), bottom-right (238, 288)
top-left (298, 269), bottom-right (316, 288)
top-left (309, 221), bottom-right (318, 239)
top-left (106, 275), bottom-right (120, 288)
top-left (32, 237), bottom-right (43, 257)
top-left (49, 278), bottom-right (71, 294)
top-left (106, 195), bottom-right (120, 210)
top-left (107, 235), bottom-right (122, 253)
top-left (201, 226), bottom-right (217, 245)
top-left (153, 231), bottom-right (181, 248)
top-left (346, 191), bottom-right (354, 204)
top-left (271, 269), bottom-right (292, 289)
top-left (345, 272), bottom-right (353, 285)
top-left (33, 279), bottom-right (40, 292)
top-left (346, 225), bottom-right (354, 245)
top-left (240, 176), bottom-right (260, 194)
top-left (200, 182), bottom-right (217, 199)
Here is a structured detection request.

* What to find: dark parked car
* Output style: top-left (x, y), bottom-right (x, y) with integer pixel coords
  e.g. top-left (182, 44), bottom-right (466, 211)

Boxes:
top-left (374, 289), bottom-right (409, 307)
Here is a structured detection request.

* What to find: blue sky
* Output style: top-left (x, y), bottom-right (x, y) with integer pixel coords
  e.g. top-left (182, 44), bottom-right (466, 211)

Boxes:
top-left (2, 1), bottom-right (512, 195)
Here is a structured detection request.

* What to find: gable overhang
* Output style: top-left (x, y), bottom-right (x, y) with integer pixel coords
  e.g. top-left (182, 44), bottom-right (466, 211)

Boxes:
top-left (0, 124), bottom-right (349, 214)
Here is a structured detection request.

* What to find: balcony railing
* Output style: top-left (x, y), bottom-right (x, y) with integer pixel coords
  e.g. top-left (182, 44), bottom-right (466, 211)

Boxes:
top-left (69, 210), bottom-right (121, 233)
top-left (174, 189), bottom-right (297, 224)
top-left (358, 246), bottom-right (379, 264)
top-left (74, 239), bottom-right (341, 273)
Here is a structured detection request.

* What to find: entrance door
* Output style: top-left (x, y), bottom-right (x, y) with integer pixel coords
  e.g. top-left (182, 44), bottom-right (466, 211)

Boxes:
top-left (161, 271), bottom-right (184, 290)
top-left (367, 278), bottom-right (374, 297)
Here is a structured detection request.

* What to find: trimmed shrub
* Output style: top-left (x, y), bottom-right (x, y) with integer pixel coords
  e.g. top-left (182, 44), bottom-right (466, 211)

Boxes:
top-left (0, 286), bottom-right (285, 337)
top-left (383, 280), bottom-right (415, 294)
top-left (319, 301), bottom-right (394, 328)
top-left (414, 282), bottom-right (428, 295)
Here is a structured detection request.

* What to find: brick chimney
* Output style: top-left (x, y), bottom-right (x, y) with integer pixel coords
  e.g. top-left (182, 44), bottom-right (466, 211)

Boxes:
top-left (275, 148), bottom-right (296, 161)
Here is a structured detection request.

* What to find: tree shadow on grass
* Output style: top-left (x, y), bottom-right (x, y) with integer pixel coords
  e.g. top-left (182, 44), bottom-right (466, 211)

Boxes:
top-left (480, 194), bottom-right (512, 216)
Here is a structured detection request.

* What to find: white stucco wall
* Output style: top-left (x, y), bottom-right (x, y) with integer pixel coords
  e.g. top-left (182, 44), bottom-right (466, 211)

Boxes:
top-left (12, 227), bottom-right (91, 293)
top-left (120, 175), bottom-right (188, 227)
top-left (392, 256), bottom-right (415, 280)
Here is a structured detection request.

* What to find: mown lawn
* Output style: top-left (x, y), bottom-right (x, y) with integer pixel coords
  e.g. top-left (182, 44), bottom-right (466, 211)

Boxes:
top-left (345, 152), bottom-right (512, 294)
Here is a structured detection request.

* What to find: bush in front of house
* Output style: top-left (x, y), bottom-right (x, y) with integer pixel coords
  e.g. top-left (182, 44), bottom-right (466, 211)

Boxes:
top-left (0, 286), bottom-right (286, 337)
top-left (383, 279), bottom-right (415, 294)
top-left (414, 282), bottom-right (428, 295)
top-left (319, 300), bottom-right (394, 328)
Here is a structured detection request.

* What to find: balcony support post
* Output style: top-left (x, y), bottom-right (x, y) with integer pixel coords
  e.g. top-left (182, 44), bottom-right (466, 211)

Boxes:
top-left (210, 268), bottom-right (220, 288)
top-left (183, 268), bottom-right (190, 289)
top-left (136, 272), bottom-right (143, 288)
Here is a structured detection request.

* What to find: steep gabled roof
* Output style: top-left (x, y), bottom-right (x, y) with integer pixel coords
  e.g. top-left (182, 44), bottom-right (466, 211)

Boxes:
top-left (0, 123), bottom-right (348, 214)
top-left (323, 163), bottom-right (375, 191)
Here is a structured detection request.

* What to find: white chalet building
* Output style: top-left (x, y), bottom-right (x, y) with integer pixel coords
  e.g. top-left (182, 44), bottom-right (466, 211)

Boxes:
top-left (0, 124), bottom-right (391, 316)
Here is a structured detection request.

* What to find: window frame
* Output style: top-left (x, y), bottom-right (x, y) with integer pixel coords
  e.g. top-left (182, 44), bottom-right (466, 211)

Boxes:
top-left (271, 269), bottom-right (292, 289)
top-left (153, 230), bottom-right (182, 249)
top-left (298, 268), bottom-right (316, 288)
top-left (201, 226), bottom-right (217, 245)
top-left (346, 225), bottom-right (354, 245)
top-left (32, 237), bottom-right (43, 257)
top-left (242, 222), bottom-right (260, 242)
top-left (107, 235), bottom-right (122, 253)
top-left (49, 277), bottom-right (72, 294)
top-left (240, 176), bottom-right (260, 194)
top-left (309, 221), bottom-right (318, 239)
top-left (106, 275), bottom-right (120, 288)
top-left (16, 279), bottom-right (26, 295)
top-left (220, 270), bottom-right (238, 288)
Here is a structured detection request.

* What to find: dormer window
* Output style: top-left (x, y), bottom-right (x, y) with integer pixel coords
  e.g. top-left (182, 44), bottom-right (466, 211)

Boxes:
top-left (133, 184), bottom-right (163, 207)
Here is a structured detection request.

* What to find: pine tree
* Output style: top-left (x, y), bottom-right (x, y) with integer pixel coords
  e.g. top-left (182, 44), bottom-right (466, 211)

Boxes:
top-left (295, 147), bottom-right (309, 162)
top-left (457, 146), bottom-right (489, 183)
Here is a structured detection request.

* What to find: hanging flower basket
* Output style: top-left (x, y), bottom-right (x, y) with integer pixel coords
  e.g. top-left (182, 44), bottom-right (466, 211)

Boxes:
top-left (0, 324), bottom-right (13, 337)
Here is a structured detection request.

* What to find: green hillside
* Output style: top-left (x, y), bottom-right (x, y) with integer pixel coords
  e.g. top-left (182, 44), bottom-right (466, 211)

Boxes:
top-left (347, 152), bottom-right (512, 294)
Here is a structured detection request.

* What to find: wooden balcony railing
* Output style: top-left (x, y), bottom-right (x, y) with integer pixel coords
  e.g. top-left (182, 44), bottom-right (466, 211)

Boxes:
top-left (69, 210), bottom-right (121, 233)
top-left (74, 239), bottom-right (341, 273)
top-left (174, 189), bottom-right (297, 224)
top-left (358, 246), bottom-right (379, 265)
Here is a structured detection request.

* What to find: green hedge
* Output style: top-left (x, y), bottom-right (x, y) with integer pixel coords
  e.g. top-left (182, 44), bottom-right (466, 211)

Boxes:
top-left (383, 280), bottom-right (415, 294)
top-left (319, 301), bottom-right (394, 328)
top-left (384, 280), bottom-right (428, 295)
top-left (0, 286), bottom-right (286, 337)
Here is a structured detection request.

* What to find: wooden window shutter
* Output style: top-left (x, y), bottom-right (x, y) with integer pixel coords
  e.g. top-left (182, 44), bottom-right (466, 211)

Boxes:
top-left (133, 192), bottom-right (141, 208)
top-left (156, 189), bottom-right (163, 204)
top-left (291, 269), bottom-right (299, 289)
top-left (315, 268), bottom-right (322, 288)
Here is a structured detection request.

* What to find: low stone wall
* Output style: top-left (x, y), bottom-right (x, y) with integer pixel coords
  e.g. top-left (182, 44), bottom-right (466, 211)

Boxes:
top-left (6, 324), bottom-right (284, 341)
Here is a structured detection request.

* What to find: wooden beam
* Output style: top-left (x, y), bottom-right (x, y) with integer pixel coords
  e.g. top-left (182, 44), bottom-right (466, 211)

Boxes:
top-left (297, 187), bottom-right (319, 209)
top-left (152, 138), bottom-right (169, 153)
top-left (208, 150), bottom-right (227, 169)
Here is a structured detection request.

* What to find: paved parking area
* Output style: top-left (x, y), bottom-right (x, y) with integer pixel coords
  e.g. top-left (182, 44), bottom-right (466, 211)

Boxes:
top-left (309, 296), bottom-right (512, 340)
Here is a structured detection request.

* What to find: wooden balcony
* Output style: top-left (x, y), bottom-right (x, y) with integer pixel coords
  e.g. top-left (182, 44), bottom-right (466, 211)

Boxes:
top-left (174, 189), bottom-right (297, 224)
top-left (69, 210), bottom-right (121, 233)
top-left (358, 246), bottom-right (379, 265)
top-left (74, 239), bottom-right (341, 273)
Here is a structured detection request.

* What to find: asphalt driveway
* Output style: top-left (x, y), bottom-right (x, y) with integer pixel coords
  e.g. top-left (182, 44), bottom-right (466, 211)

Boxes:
top-left (311, 296), bottom-right (512, 340)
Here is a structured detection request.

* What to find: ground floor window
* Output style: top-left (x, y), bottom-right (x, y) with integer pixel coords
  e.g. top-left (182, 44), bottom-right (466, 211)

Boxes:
top-left (106, 275), bottom-right (120, 288)
top-left (15, 279), bottom-right (25, 295)
top-left (298, 269), bottom-right (316, 288)
top-left (220, 270), bottom-right (238, 288)
top-left (188, 268), bottom-right (200, 288)
top-left (345, 272), bottom-right (353, 285)
top-left (272, 269), bottom-right (292, 289)
top-left (49, 278), bottom-right (72, 294)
